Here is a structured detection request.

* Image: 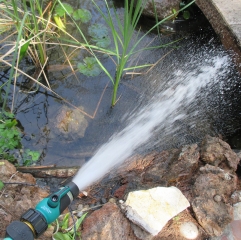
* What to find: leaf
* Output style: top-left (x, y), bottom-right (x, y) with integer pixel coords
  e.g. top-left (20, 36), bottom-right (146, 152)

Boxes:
top-left (53, 232), bottom-right (72, 240)
top-left (5, 119), bottom-right (17, 128)
top-left (3, 111), bottom-right (14, 118)
top-left (23, 159), bottom-right (32, 166)
top-left (88, 24), bottom-right (109, 39)
top-left (61, 213), bottom-right (70, 230)
top-left (0, 180), bottom-right (4, 190)
top-left (54, 3), bottom-right (74, 17)
top-left (23, 149), bottom-right (40, 164)
top-left (54, 15), bottom-right (66, 30)
top-left (77, 57), bottom-right (102, 77)
top-left (69, 212), bottom-right (88, 235)
top-left (19, 39), bottom-right (30, 62)
top-left (92, 36), bottom-right (111, 48)
top-left (25, 149), bottom-right (40, 161)
top-left (183, 10), bottom-right (190, 20)
top-left (72, 9), bottom-right (92, 23)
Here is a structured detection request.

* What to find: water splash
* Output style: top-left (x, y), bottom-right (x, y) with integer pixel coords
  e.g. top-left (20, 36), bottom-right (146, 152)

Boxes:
top-left (73, 55), bottom-right (229, 191)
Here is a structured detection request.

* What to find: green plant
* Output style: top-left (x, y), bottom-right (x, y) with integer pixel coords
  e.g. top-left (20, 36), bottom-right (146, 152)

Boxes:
top-left (77, 57), bottom-right (102, 77)
top-left (0, 112), bottom-right (21, 161)
top-left (53, 2), bottom-right (92, 30)
top-left (73, 0), bottom-right (196, 107)
top-left (0, 180), bottom-right (4, 191)
top-left (22, 149), bottom-right (41, 166)
top-left (53, 212), bottom-right (88, 240)
top-left (0, 111), bottom-right (40, 165)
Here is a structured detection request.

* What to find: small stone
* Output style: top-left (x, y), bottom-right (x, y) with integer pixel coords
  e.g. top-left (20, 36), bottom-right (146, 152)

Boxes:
top-left (77, 204), bottom-right (84, 211)
top-left (77, 211), bottom-right (84, 218)
top-left (231, 191), bottom-right (241, 203)
top-left (109, 198), bottom-right (116, 203)
top-left (101, 198), bottom-right (107, 204)
top-left (233, 202), bottom-right (241, 220)
top-left (179, 222), bottom-right (199, 239)
top-left (82, 205), bottom-right (89, 211)
top-left (213, 195), bottom-right (222, 202)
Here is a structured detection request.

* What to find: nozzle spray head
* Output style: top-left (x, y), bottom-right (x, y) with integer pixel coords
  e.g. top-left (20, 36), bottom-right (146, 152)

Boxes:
top-left (5, 182), bottom-right (79, 240)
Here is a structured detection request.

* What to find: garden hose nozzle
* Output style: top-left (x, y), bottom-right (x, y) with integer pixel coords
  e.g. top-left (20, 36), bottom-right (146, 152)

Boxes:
top-left (5, 182), bottom-right (79, 240)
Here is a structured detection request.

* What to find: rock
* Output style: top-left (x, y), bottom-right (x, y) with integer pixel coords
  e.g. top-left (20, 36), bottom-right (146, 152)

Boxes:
top-left (116, 153), bottom-right (155, 177)
top-left (130, 223), bottom-right (154, 240)
top-left (166, 144), bottom-right (199, 184)
top-left (233, 202), bottom-right (241, 220)
top-left (143, 149), bottom-right (178, 184)
top-left (101, 198), bottom-right (107, 204)
top-left (51, 105), bottom-right (88, 140)
top-left (192, 197), bottom-right (233, 237)
top-left (209, 220), bottom-right (241, 240)
top-left (82, 202), bottom-right (138, 240)
top-left (114, 184), bottom-right (128, 198)
top-left (108, 198), bottom-right (116, 204)
top-left (134, 0), bottom-right (181, 20)
top-left (179, 222), bottom-right (199, 239)
top-left (192, 163), bottom-right (236, 237)
top-left (200, 135), bottom-right (240, 171)
top-left (124, 186), bottom-right (190, 236)
top-left (0, 160), bottom-right (50, 239)
top-left (193, 165), bottom-right (237, 202)
top-left (231, 191), bottom-right (241, 204)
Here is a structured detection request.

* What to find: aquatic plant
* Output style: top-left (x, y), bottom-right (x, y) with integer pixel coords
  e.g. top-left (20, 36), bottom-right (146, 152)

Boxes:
top-left (54, 2), bottom-right (92, 30)
top-left (51, 0), bottom-right (194, 107)
top-left (91, 0), bottom-right (196, 106)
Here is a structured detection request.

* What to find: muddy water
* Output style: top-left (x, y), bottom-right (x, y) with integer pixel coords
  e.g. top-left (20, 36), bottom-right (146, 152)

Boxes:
top-left (1, 1), bottom-right (241, 167)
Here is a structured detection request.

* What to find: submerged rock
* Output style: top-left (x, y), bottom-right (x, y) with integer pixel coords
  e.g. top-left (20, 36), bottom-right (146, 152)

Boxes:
top-left (134, 0), bottom-right (181, 20)
top-left (123, 186), bottom-right (190, 236)
top-left (52, 105), bottom-right (88, 140)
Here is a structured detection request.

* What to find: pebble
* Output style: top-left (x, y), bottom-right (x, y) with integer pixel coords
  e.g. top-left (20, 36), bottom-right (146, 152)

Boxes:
top-left (213, 194), bottom-right (222, 202)
top-left (101, 198), bottom-right (107, 204)
top-left (77, 204), bottom-right (84, 211)
top-left (77, 211), bottom-right (84, 218)
top-left (109, 198), bottom-right (116, 203)
top-left (179, 222), bottom-right (199, 239)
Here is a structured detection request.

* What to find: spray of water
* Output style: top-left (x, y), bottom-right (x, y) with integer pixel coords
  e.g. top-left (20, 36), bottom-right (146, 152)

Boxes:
top-left (73, 55), bottom-right (229, 191)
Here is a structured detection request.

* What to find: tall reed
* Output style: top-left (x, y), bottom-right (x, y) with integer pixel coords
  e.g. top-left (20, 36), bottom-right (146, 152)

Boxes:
top-left (92, 0), bottom-right (196, 107)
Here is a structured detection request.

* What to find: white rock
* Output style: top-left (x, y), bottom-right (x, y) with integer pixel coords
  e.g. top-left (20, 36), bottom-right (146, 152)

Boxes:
top-left (179, 222), bottom-right (199, 239)
top-left (233, 202), bottom-right (241, 220)
top-left (124, 186), bottom-right (190, 236)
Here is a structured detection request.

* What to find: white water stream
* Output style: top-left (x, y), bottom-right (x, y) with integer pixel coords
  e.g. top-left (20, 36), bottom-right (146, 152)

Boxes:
top-left (73, 55), bottom-right (229, 191)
